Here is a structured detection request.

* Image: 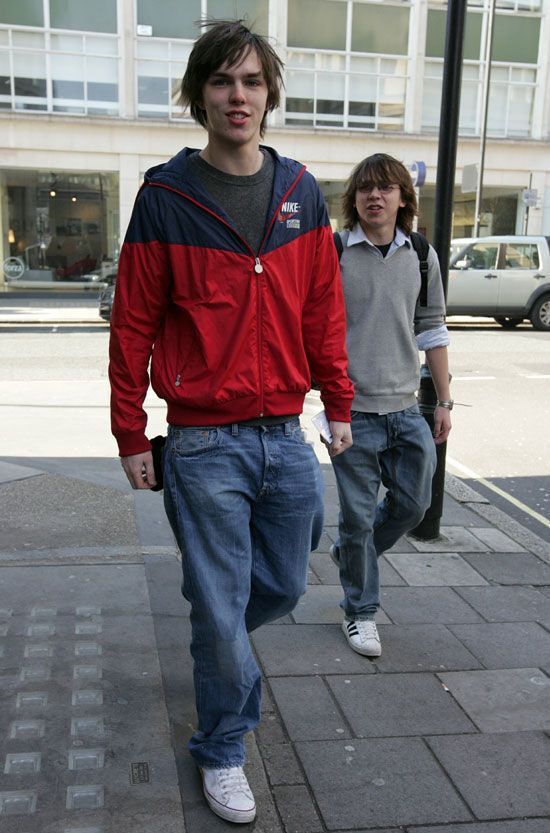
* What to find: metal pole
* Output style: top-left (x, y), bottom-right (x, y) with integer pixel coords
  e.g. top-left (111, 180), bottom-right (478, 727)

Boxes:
top-left (473, 0), bottom-right (496, 236)
top-left (410, 0), bottom-right (467, 541)
top-left (524, 172), bottom-right (533, 234)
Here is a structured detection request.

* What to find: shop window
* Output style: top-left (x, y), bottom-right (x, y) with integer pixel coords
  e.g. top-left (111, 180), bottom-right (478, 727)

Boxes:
top-left (49, 0), bottom-right (117, 34)
top-left (0, 0), bottom-right (43, 27)
top-left (3, 170), bottom-right (119, 290)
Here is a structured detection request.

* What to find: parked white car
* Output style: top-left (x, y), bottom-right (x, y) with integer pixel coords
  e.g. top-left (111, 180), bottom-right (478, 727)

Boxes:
top-left (447, 235), bottom-right (550, 330)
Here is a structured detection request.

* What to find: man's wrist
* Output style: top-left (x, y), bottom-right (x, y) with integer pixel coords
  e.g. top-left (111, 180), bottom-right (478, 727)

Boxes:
top-left (436, 399), bottom-right (454, 410)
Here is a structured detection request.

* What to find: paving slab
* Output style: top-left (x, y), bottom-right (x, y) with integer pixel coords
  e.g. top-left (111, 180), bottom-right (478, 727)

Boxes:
top-left (0, 564), bottom-right (184, 833)
top-left (455, 586), bottom-right (550, 622)
top-left (251, 625), bottom-right (375, 676)
top-left (449, 622), bottom-right (550, 669)
top-left (373, 625), bottom-right (483, 673)
top-left (378, 555), bottom-right (408, 585)
top-left (296, 738), bottom-right (472, 829)
top-left (291, 584), bottom-right (390, 625)
top-left (326, 672), bottom-right (476, 737)
top-left (309, 551), bottom-right (411, 586)
top-left (259, 743), bottom-right (303, 786)
top-left (437, 495), bottom-right (489, 527)
top-left (380, 587), bottom-right (484, 624)
top-left (291, 585), bottom-right (344, 625)
top-left (472, 502), bottom-right (550, 564)
top-left (385, 552), bottom-right (488, 586)
top-left (316, 530), bottom-right (336, 553)
top-left (0, 461), bottom-right (44, 484)
top-left (468, 527), bottom-right (527, 552)
top-left (269, 676), bottom-right (351, 741)
top-left (413, 821), bottom-right (550, 833)
top-left (462, 552), bottom-right (550, 585)
top-left (427, 731), bottom-right (550, 819)
top-left (409, 526), bottom-right (490, 553)
top-left (272, 784), bottom-right (323, 833)
top-left (438, 668), bottom-right (550, 732)
top-left (308, 552), bottom-right (340, 585)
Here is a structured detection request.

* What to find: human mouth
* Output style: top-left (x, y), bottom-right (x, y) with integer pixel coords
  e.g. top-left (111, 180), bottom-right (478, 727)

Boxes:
top-left (227, 111), bottom-right (249, 124)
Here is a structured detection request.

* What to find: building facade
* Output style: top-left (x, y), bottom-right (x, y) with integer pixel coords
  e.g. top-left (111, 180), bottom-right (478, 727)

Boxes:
top-left (1, 0), bottom-right (549, 289)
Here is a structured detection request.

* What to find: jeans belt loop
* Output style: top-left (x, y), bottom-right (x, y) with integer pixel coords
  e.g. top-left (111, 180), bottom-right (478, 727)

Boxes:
top-left (231, 423), bottom-right (239, 436)
top-left (284, 421), bottom-right (291, 436)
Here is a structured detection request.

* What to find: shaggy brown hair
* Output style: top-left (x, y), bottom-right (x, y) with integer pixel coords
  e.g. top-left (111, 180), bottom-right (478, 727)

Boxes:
top-left (341, 153), bottom-right (418, 236)
top-left (179, 19), bottom-right (284, 138)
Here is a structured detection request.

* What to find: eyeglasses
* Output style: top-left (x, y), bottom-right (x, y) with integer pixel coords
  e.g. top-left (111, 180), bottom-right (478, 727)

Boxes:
top-left (357, 183), bottom-right (399, 195)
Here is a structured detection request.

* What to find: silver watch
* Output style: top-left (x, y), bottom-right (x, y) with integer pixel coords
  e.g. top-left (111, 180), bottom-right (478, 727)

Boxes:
top-left (436, 399), bottom-right (454, 410)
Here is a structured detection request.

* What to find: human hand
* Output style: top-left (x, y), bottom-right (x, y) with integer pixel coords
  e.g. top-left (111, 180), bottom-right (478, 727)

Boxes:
top-left (120, 450), bottom-right (156, 489)
top-left (433, 406), bottom-right (452, 445)
top-left (327, 421), bottom-right (353, 457)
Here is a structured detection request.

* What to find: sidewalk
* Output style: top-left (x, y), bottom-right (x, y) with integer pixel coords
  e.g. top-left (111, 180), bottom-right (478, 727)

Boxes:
top-left (1, 444), bottom-right (550, 833)
top-left (0, 294), bottom-right (103, 325)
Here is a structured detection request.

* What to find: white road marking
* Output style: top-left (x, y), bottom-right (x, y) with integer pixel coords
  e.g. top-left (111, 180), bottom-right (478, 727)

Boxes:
top-left (525, 374), bottom-right (550, 379)
top-left (452, 376), bottom-right (496, 381)
top-left (447, 456), bottom-right (550, 530)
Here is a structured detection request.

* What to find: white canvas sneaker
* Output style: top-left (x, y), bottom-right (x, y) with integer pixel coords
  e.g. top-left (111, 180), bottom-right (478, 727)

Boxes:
top-left (200, 765), bottom-right (256, 823)
top-left (342, 619), bottom-right (382, 657)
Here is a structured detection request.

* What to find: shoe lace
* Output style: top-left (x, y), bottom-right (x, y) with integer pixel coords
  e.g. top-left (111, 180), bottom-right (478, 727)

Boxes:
top-left (356, 621), bottom-right (378, 641)
top-left (219, 768), bottom-right (252, 799)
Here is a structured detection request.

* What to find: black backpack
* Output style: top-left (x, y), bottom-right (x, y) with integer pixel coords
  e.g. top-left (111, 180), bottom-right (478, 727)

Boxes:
top-left (333, 230), bottom-right (429, 307)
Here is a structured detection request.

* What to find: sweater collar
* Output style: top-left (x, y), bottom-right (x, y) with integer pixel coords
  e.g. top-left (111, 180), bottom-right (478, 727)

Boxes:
top-left (347, 223), bottom-right (410, 253)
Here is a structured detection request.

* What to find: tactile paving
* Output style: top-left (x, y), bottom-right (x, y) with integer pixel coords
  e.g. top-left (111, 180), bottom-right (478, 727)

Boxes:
top-left (0, 564), bottom-right (184, 832)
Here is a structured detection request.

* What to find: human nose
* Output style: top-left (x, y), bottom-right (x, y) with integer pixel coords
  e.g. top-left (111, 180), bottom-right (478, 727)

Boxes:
top-left (229, 82), bottom-right (246, 103)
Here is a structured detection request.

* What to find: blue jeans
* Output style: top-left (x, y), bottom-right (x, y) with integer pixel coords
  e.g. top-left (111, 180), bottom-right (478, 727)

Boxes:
top-left (163, 419), bottom-right (324, 768)
top-left (331, 406), bottom-right (436, 620)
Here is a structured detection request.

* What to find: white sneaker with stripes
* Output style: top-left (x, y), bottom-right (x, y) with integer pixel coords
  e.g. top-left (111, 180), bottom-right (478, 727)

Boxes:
top-left (342, 619), bottom-right (381, 657)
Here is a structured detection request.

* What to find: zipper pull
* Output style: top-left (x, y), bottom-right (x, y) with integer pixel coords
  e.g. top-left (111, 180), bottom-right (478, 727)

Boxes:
top-left (254, 258), bottom-right (263, 274)
top-left (175, 374), bottom-right (181, 387)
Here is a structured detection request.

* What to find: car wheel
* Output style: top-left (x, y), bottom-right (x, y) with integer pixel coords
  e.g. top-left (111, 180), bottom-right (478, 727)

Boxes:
top-left (494, 316), bottom-right (523, 329)
top-left (529, 295), bottom-right (550, 331)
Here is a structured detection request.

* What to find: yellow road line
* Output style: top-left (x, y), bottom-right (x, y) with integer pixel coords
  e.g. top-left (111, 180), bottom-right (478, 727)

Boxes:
top-left (446, 456), bottom-right (550, 530)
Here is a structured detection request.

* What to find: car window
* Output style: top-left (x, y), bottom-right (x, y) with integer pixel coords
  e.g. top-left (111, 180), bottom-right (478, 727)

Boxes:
top-left (462, 243), bottom-right (499, 270)
top-left (502, 243), bottom-right (540, 270)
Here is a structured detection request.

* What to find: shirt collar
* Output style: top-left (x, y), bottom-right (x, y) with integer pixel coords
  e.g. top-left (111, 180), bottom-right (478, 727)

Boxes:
top-left (347, 223), bottom-right (411, 252)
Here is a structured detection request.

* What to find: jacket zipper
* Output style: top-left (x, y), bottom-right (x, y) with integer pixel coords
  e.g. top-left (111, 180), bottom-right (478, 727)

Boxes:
top-left (253, 167), bottom-right (306, 416)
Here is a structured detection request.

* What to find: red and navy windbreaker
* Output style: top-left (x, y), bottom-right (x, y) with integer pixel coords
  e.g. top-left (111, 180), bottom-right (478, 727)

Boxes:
top-left (109, 146), bottom-right (353, 457)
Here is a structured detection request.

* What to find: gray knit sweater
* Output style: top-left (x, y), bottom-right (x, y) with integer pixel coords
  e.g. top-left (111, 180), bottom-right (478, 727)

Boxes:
top-left (338, 228), bottom-right (446, 414)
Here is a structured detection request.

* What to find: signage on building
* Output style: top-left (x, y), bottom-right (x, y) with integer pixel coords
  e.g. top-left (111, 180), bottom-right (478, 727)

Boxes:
top-left (408, 161), bottom-right (426, 188)
top-left (461, 164), bottom-right (478, 193)
top-left (522, 188), bottom-right (538, 208)
top-left (3, 256), bottom-right (25, 280)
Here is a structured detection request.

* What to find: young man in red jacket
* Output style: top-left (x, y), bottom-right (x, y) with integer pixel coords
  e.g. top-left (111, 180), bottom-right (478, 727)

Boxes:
top-left (109, 20), bottom-right (353, 824)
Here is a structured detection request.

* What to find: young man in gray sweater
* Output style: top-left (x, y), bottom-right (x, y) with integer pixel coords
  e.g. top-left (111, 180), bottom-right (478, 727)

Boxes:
top-left (331, 153), bottom-right (452, 657)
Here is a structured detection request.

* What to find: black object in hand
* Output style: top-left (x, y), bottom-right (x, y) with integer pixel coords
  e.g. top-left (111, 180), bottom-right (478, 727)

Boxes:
top-left (149, 435), bottom-right (166, 492)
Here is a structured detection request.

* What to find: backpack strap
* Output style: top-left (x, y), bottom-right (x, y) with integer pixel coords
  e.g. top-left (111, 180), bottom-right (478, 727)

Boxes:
top-left (333, 231), bottom-right (344, 260)
top-left (410, 231), bottom-right (430, 308)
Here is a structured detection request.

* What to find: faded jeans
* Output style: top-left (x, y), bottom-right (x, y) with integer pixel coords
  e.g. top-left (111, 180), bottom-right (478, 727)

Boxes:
top-left (331, 405), bottom-right (436, 620)
top-left (163, 419), bottom-right (324, 768)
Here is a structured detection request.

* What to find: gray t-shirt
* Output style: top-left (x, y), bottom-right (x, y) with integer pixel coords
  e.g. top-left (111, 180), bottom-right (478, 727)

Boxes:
top-left (189, 150), bottom-right (274, 252)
